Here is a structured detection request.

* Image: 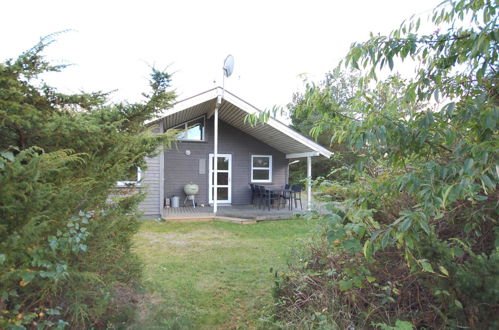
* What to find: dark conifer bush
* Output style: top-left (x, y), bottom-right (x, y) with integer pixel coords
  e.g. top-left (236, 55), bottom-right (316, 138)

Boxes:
top-left (0, 38), bottom-right (176, 328)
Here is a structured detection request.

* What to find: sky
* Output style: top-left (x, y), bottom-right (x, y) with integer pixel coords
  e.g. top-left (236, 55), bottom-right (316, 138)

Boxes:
top-left (1, 0), bottom-right (439, 111)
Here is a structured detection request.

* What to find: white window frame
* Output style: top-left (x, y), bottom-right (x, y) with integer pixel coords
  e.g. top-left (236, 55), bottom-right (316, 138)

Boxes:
top-left (171, 115), bottom-right (206, 142)
top-left (116, 167), bottom-right (142, 187)
top-left (251, 155), bottom-right (272, 183)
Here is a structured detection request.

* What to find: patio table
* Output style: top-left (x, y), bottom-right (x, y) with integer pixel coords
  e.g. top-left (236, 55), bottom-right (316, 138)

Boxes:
top-left (261, 186), bottom-right (294, 211)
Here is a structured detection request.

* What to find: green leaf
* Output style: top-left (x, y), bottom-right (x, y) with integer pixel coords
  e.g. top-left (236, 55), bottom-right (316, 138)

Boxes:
top-left (463, 158), bottom-right (474, 174)
top-left (420, 259), bottom-right (434, 273)
top-left (419, 221), bottom-right (431, 235)
top-left (481, 174), bottom-right (495, 190)
top-left (343, 239), bottom-right (362, 253)
top-left (338, 279), bottom-right (353, 291)
top-left (0, 254), bottom-right (5, 264)
top-left (399, 217), bottom-right (412, 232)
top-left (454, 299), bottom-right (463, 309)
top-left (452, 247), bottom-right (464, 258)
top-left (371, 229), bottom-right (384, 242)
top-left (22, 272), bottom-right (35, 283)
top-left (0, 151), bottom-right (14, 162)
top-left (381, 229), bottom-right (392, 249)
top-left (439, 265), bottom-right (449, 277)
top-left (442, 184), bottom-right (455, 208)
top-left (363, 240), bottom-right (374, 261)
top-left (394, 320), bottom-right (414, 330)
top-left (444, 102), bottom-right (456, 116)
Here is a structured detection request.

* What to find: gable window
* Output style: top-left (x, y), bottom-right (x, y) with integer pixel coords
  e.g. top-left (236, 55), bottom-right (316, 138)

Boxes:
top-left (172, 116), bottom-right (205, 141)
top-left (251, 155), bottom-right (272, 183)
top-left (117, 166), bottom-right (142, 187)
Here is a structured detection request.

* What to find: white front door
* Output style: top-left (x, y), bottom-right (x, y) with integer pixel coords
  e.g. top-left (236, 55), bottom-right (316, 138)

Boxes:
top-left (209, 154), bottom-right (232, 204)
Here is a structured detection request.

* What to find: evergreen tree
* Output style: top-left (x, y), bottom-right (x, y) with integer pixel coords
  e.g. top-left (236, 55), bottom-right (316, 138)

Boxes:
top-left (0, 38), bottom-right (176, 328)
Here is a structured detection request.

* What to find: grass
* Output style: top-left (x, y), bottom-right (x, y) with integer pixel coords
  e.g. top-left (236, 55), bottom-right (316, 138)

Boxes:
top-left (129, 219), bottom-right (312, 329)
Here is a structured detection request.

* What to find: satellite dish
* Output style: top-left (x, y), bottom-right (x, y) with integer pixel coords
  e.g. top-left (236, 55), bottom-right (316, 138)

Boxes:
top-left (223, 55), bottom-right (234, 77)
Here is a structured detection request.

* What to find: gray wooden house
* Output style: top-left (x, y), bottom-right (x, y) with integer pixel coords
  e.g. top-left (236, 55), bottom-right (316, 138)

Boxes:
top-left (135, 88), bottom-right (331, 218)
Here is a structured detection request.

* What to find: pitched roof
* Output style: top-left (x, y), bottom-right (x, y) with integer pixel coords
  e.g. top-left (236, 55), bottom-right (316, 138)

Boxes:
top-left (148, 87), bottom-right (332, 159)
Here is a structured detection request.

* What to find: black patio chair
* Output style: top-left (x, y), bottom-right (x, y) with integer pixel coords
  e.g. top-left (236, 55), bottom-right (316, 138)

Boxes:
top-left (291, 184), bottom-right (303, 210)
top-left (254, 185), bottom-right (265, 208)
top-left (258, 186), bottom-right (280, 211)
top-left (249, 183), bottom-right (257, 205)
top-left (278, 184), bottom-right (292, 210)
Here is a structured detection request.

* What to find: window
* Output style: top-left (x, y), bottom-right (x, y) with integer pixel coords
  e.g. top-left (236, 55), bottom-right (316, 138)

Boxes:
top-left (172, 116), bottom-right (205, 141)
top-left (116, 166), bottom-right (142, 187)
top-left (251, 155), bottom-right (272, 182)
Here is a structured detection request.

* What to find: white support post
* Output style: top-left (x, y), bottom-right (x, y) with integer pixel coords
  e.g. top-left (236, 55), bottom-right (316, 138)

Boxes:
top-left (213, 104), bottom-right (219, 214)
top-left (307, 156), bottom-right (312, 211)
top-left (159, 121), bottom-right (165, 218)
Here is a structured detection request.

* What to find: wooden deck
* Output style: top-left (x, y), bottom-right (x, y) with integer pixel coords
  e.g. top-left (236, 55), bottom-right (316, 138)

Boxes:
top-left (163, 204), bottom-right (306, 224)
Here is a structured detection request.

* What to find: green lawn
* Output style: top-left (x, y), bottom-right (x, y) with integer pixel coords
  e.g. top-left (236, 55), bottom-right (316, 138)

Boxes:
top-left (130, 219), bottom-right (311, 329)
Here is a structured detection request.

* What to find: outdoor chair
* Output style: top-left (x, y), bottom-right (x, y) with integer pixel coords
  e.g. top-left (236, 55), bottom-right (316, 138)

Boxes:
top-left (291, 184), bottom-right (303, 210)
top-left (279, 184), bottom-right (292, 210)
top-left (258, 185), bottom-right (280, 211)
top-left (253, 185), bottom-right (264, 208)
top-left (250, 183), bottom-right (263, 207)
top-left (249, 183), bottom-right (257, 205)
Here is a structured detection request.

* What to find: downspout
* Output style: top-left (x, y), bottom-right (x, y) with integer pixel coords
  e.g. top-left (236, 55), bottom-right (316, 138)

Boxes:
top-left (213, 93), bottom-right (222, 214)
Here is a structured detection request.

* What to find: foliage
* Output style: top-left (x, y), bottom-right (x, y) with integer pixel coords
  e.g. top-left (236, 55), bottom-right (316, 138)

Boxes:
top-left (286, 69), bottom-right (361, 185)
top-left (270, 0), bottom-right (498, 328)
top-left (0, 37), bottom-right (177, 328)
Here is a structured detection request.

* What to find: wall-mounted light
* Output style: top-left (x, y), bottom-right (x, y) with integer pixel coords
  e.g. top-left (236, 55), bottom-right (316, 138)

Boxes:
top-left (185, 150), bottom-right (191, 156)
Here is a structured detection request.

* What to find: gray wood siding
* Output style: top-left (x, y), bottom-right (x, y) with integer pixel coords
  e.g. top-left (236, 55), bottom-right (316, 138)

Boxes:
top-left (164, 116), bottom-right (287, 205)
top-left (138, 124), bottom-right (162, 218)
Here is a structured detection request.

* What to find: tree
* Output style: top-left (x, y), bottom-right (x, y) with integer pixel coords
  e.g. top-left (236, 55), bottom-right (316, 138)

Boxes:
top-left (0, 38), bottom-right (177, 328)
top-left (286, 69), bottom-right (361, 184)
top-left (271, 0), bottom-right (498, 328)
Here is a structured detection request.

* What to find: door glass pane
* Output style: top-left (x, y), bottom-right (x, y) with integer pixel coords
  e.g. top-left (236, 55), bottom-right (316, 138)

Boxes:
top-left (217, 172), bottom-right (228, 185)
top-left (211, 156), bottom-right (229, 170)
top-left (211, 187), bottom-right (229, 201)
top-left (217, 187), bottom-right (228, 200)
top-left (253, 156), bottom-right (270, 168)
top-left (253, 169), bottom-right (270, 181)
top-left (217, 156), bottom-right (229, 170)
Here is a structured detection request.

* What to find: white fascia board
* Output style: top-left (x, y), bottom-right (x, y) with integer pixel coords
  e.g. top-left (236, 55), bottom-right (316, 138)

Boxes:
top-left (145, 88), bottom-right (219, 125)
top-left (223, 92), bottom-right (333, 159)
top-left (286, 151), bottom-right (320, 159)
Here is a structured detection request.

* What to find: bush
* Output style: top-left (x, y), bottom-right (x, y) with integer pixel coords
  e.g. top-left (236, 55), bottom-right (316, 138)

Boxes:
top-left (0, 38), bottom-right (176, 328)
top-left (268, 0), bottom-right (498, 328)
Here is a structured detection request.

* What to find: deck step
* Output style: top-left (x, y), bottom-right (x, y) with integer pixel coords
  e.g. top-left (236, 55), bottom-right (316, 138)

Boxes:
top-left (165, 215), bottom-right (257, 225)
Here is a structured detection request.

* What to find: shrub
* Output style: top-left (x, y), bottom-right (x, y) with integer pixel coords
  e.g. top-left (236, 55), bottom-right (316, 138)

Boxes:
top-left (269, 0), bottom-right (498, 328)
top-left (0, 38), bottom-right (176, 328)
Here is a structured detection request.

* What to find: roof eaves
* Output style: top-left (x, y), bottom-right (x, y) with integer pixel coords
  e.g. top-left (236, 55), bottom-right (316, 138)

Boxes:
top-left (146, 87), bottom-right (332, 158)
top-left (222, 91), bottom-right (332, 158)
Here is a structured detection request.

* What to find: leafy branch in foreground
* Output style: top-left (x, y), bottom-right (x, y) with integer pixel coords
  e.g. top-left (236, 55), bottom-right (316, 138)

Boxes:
top-left (271, 1), bottom-right (498, 328)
